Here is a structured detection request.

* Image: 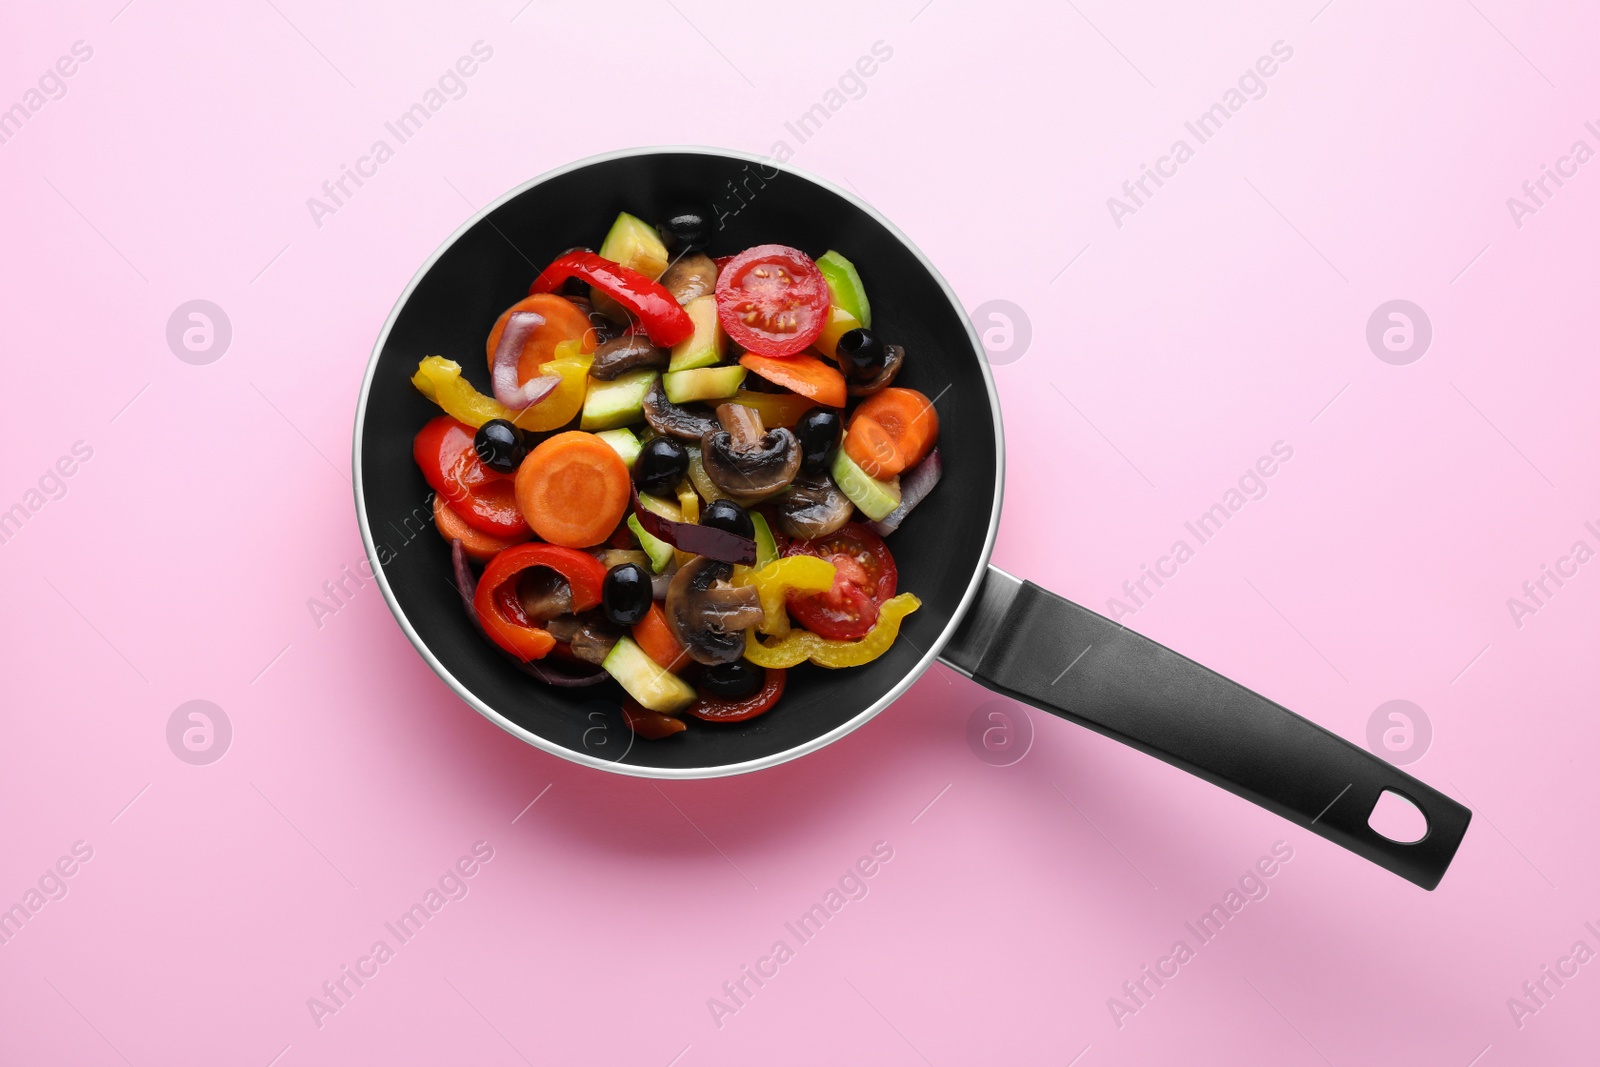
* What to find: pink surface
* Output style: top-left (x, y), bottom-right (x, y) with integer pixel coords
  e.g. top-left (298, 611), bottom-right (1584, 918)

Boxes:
top-left (2, 1), bottom-right (1596, 1063)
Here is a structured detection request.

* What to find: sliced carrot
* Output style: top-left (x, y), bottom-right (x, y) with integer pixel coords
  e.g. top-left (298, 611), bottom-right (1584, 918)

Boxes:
top-left (844, 387), bottom-right (939, 478)
top-left (843, 415), bottom-right (906, 478)
top-left (433, 495), bottom-right (531, 561)
top-left (633, 602), bottom-right (692, 672)
top-left (486, 293), bottom-right (598, 383)
top-left (738, 352), bottom-right (846, 408)
top-left (514, 431), bottom-right (631, 548)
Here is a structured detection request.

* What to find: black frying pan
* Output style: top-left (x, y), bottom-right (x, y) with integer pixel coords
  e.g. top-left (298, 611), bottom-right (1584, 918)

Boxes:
top-left (354, 147), bottom-right (1470, 890)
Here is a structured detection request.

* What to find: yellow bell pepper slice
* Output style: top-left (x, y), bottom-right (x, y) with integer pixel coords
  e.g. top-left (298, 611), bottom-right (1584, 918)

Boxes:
top-left (411, 341), bottom-right (592, 433)
top-left (743, 592), bottom-right (920, 667)
top-left (676, 480), bottom-right (700, 524)
top-left (813, 303), bottom-right (862, 361)
top-left (411, 356), bottom-right (507, 427)
top-left (726, 390), bottom-right (817, 428)
top-left (732, 556), bottom-right (837, 638)
top-left (517, 341), bottom-right (593, 431)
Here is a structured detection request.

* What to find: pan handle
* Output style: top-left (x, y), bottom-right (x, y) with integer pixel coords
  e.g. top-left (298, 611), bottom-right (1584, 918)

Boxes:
top-left (940, 566), bottom-right (1471, 890)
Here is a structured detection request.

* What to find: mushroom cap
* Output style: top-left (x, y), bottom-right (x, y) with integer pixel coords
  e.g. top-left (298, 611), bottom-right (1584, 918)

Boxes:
top-left (590, 335), bottom-right (669, 380)
top-left (846, 343), bottom-right (905, 397)
top-left (665, 557), bottom-right (764, 665)
top-left (642, 378), bottom-right (720, 441)
top-left (776, 471), bottom-right (855, 540)
top-left (700, 404), bottom-right (802, 498)
top-left (659, 253), bottom-right (719, 305)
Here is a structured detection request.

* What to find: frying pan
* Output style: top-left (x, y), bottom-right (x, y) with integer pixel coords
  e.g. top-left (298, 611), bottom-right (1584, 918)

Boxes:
top-left (354, 147), bottom-right (1471, 890)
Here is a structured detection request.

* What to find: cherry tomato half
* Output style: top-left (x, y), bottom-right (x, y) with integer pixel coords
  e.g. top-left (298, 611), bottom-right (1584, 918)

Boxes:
top-left (685, 668), bottom-right (786, 723)
top-left (714, 244), bottom-right (830, 358)
top-left (783, 523), bottom-right (898, 641)
top-left (413, 415), bottom-right (529, 538)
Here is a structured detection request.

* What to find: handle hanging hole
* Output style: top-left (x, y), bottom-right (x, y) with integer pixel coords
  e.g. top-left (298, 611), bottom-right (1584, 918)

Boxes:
top-left (1368, 789), bottom-right (1429, 843)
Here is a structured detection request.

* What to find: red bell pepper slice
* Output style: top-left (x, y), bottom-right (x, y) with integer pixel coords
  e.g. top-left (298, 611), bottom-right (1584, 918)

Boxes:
top-left (529, 251), bottom-right (694, 347)
top-left (685, 668), bottom-right (786, 723)
top-left (622, 700), bottom-right (688, 738)
top-left (472, 543), bottom-right (609, 661)
top-left (414, 416), bottom-right (530, 538)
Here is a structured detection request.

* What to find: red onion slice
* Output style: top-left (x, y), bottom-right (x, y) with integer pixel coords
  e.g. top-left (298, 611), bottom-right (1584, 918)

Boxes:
top-left (630, 486), bottom-right (756, 565)
top-left (451, 540), bottom-right (607, 687)
top-left (869, 448), bottom-right (941, 535)
top-left (451, 539), bottom-right (479, 611)
top-left (520, 654), bottom-right (608, 687)
top-left (651, 568), bottom-right (674, 601)
top-left (490, 310), bottom-right (562, 410)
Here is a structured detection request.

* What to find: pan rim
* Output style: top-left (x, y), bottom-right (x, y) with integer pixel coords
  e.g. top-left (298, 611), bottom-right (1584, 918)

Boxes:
top-left (352, 144), bottom-right (1005, 779)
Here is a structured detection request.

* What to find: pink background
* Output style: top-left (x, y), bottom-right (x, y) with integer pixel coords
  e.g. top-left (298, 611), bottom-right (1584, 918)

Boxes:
top-left (2, 0), bottom-right (1597, 1063)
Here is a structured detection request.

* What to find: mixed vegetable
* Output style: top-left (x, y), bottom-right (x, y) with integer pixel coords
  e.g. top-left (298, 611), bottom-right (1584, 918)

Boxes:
top-left (410, 207), bottom-right (943, 738)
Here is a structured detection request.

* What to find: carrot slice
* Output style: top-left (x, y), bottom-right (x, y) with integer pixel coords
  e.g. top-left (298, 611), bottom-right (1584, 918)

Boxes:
top-left (432, 495), bottom-right (530, 561)
top-left (844, 387), bottom-right (938, 478)
top-left (738, 352), bottom-right (846, 408)
top-left (514, 431), bottom-right (631, 548)
top-left (843, 415), bottom-right (906, 479)
top-left (486, 293), bottom-right (597, 383)
top-left (633, 602), bottom-right (691, 672)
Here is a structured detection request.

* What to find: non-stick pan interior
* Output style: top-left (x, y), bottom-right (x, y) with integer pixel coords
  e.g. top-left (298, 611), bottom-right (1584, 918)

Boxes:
top-left (356, 149), bottom-right (1001, 774)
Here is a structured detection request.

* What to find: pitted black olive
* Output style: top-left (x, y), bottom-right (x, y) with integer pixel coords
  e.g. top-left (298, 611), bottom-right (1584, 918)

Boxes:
top-left (700, 498), bottom-right (754, 540)
top-left (474, 419), bottom-right (526, 473)
top-left (794, 408), bottom-right (842, 474)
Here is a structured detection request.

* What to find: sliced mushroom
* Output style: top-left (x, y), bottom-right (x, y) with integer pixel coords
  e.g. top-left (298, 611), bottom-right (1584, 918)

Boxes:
top-left (659, 253), bottom-right (719, 305)
top-left (596, 549), bottom-right (654, 572)
top-left (590, 335), bottom-right (669, 380)
top-left (569, 624), bottom-right (621, 665)
top-left (846, 343), bottom-right (905, 397)
top-left (666, 557), bottom-right (764, 665)
top-left (542, 614), bottom-right (581, 642)
top-left (565, 294), bottom-right (629, 342)
top-left (643, 378), bottom-right (720, 441)
top-left (543, 613), bottom-right (622, 665)
top-left (700, 404), bottom-right (802, 499)
top-left (517, 569), bottom-right (573, 624)
top-left (776, 472), bottom-right (855, 540)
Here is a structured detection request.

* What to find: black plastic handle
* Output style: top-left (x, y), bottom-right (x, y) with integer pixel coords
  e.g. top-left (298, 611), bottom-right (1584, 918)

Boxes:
top-left (941, 568), bottom-right (1470, 889)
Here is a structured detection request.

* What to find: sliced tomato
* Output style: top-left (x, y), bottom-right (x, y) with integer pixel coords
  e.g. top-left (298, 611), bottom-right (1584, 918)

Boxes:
top-left (782, 523), bottom-right (898, 641)
top-left (686, 668), bottom-right (786, 723)
top-left (714, 244), bottom-right (830, 357)
top-left (414, 416), bottom-right (529, 537)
